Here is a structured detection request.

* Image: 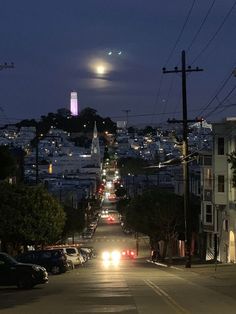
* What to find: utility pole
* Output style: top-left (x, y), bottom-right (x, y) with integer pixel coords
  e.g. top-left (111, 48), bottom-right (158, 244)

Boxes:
top-left (163, 50), bottom-right (203, 268)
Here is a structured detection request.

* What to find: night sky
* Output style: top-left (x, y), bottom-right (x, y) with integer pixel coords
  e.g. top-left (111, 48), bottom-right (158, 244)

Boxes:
top-left (0, 0), bottom-right (235, 125)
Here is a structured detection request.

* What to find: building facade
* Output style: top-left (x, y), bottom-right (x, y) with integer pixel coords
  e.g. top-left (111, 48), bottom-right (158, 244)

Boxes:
top-left (213, 118), bottom-right (236, 263)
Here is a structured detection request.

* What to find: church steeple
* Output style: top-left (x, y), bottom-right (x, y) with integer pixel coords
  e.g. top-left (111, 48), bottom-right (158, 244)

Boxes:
top-left (93, 121), bottom-right (98, 139)
top-left (91, 121), bottom-right (100, 165)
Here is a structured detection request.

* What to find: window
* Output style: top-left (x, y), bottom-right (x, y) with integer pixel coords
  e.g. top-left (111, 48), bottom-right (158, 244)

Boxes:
top-left (66, 248), bottom-right (76, 255)
top-left (205, 204), bottom-right (213, 224)
top-left (204, 156), bottom-right (212, 166)
top-left (217, 137), bottom-right (224, 155)
top-left (199, 156), bottom-right (203, 165)
top-left (218, 175), bottom-right (225, 192)
top-left (204, 168), bottom-right (212, 189)
top-left (204, 189), bottom-right (212, 201)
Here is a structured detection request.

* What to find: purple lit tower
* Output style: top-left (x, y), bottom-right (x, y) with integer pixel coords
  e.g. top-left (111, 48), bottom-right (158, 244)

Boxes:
top-left (70, 91), bottom-right (79, 116)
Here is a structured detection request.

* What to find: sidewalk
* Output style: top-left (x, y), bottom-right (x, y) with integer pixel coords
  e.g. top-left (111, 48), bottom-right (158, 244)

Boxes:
top-left (147, 257), bottom-right (236, 280)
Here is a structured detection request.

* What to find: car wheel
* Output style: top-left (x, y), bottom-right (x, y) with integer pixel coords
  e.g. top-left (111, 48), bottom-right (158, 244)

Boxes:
top-left (17, 276), bottom-right (34, 289)
top-left (51, 265), bottom-right (61, 275)
top-left (68, 261), bottom-right (74, 270)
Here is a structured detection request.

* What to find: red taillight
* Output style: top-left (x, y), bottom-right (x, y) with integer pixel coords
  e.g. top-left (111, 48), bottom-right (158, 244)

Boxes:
top-left (122, 251), bottom-right (126, 255)
top-left (130, 251), bottom-right (134, 256)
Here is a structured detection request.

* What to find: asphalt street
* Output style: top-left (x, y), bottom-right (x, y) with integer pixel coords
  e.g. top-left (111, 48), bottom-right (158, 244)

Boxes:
top-left (2, 211), bottom-right (236, 313)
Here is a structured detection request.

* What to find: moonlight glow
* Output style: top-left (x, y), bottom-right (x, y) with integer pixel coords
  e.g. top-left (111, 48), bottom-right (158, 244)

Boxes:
top-left (88, 58), bottom-right (113, 77)
top-left (96, 65), bottom-right (105, 75)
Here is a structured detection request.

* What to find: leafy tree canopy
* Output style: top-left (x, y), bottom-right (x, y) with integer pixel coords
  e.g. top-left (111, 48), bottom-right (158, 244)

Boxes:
top-left (63, 205), bottom-right (85, 236)
top-left (0, 145), bottom-right (17, 180)
top-left (125, 188), bottom-right (185, 242)
top-left (143, 125), bottom-right (156, 135)
top-left (0, 183), bottom-right (66, 247)
top-left (16, 107), bottom-right (116, 135)
top-left (120, 189), bottom-right (200, 244)
top-left (117, 157), bottom-right (156, 176)
top-left (115, 186), bottom-right (127, 198)
top-left (228, 151), bottom-right (236, 187)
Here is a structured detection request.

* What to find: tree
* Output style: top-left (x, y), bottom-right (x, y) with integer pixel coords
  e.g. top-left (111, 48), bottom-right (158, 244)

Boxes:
top-left (63, 205), bottom-right (85, 238)
top-left (57, 108), bottom-right (71, 117)
top-left (0, 145), bottom-right (17, 180)
top-left (118, 157), bottom-right (147, 176)
top-left (124, 188), bottom-right (185, 261)
top-left (228, 151), bottom-right (236, 187)
top-left (80, 107), bottom-right (97, 118)
top-left (115, 186), bottom-right (127, 198)
top-left (128, 126), bottom-right (135, 134)
top-left (0, 183), bottom-right (66, 252)
top-left (103, 146), bottom-right (110, 162)
top-left (143, 125), bottom-right (155, 135)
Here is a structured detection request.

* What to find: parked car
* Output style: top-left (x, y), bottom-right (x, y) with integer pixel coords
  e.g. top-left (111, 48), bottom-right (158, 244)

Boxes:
top-left (16, 249), bottom-right (68, 275)
top-left (0, 252), bottom-right (48, 289)
top-left (82, 230), bottom-right (93, 239)
top-left (56, 247), bottom-right (85, 268)
top-left (78, 248), bottom-right (89, 262)
top-left (80, 247), bottom-right (96, 259)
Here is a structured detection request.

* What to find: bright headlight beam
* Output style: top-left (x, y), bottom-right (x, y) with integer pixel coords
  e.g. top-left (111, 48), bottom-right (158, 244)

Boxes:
top-left (102, 251), bottom-right (110, 261)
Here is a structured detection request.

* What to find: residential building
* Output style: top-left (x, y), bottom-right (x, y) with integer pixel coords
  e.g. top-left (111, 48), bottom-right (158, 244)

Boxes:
top-left (212, 118), bottom-right (236, 263)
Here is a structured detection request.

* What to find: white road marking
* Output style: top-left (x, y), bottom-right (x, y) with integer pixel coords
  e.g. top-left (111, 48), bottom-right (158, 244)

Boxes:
top-left (145, 279), bottom-right (190, 314)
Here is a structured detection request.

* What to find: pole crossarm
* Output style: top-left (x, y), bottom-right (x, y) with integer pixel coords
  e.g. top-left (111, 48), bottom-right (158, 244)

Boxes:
top-left (167, 118), bottom-right (198, 123)
top-left (163, 67), bottom-right (203, 74)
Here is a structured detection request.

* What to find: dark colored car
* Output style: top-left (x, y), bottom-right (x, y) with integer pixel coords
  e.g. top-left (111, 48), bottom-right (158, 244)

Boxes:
top-left (16, 249), bottom-right (68, 275)
top-left (0, 252), bottom-right (48, 289)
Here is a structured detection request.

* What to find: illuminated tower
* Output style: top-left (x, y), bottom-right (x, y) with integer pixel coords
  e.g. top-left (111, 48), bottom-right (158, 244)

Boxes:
top-left (70, 91), bottom-right (79, 116)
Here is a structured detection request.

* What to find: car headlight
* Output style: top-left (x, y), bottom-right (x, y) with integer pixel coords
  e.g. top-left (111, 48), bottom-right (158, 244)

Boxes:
top-left (111, 251), bottom-right (121, 262)
top-left (102, 251), bottom-right (110, 261)
top-left (32, 265), bottom-right (41, 272)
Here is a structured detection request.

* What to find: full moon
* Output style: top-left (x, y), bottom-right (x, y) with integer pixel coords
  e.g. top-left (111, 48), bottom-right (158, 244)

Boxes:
top-left (96, 65), bottom-right (105, 75)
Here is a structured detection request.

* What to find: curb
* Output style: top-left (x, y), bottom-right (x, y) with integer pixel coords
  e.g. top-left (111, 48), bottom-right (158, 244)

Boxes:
top-left (146, 259), bottom-right (184, 271)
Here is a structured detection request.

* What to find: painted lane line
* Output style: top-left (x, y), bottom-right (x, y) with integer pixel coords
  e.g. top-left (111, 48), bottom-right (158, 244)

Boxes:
top-left (145, 279), bottom-right (190, 314)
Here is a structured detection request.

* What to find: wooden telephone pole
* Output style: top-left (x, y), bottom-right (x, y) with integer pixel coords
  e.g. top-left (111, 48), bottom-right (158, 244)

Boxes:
top-left (163, 50), bottom-right (203, 268)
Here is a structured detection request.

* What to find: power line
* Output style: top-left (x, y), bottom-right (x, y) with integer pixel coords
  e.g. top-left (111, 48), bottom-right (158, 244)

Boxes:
top-left (186, 0), bottom-right (216, 53)
top-left (191, 1), bottom-right (236, 64)
top-left (164, 0), bottom-right (196, 67)
top-left (205, 85), bottom-right (236, 118)
top-left (0, 109), bottom-right (202, 125)
top-left (198, 70), bottom-right (234, 116)
top-left (110, 108), bottom-right (203, 120)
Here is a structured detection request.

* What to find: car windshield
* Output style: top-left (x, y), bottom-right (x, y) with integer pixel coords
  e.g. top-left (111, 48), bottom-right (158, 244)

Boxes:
top-left (66, 248), bottom-right (76, 254)
top-left (0, 253), bottom-right (17, 265)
